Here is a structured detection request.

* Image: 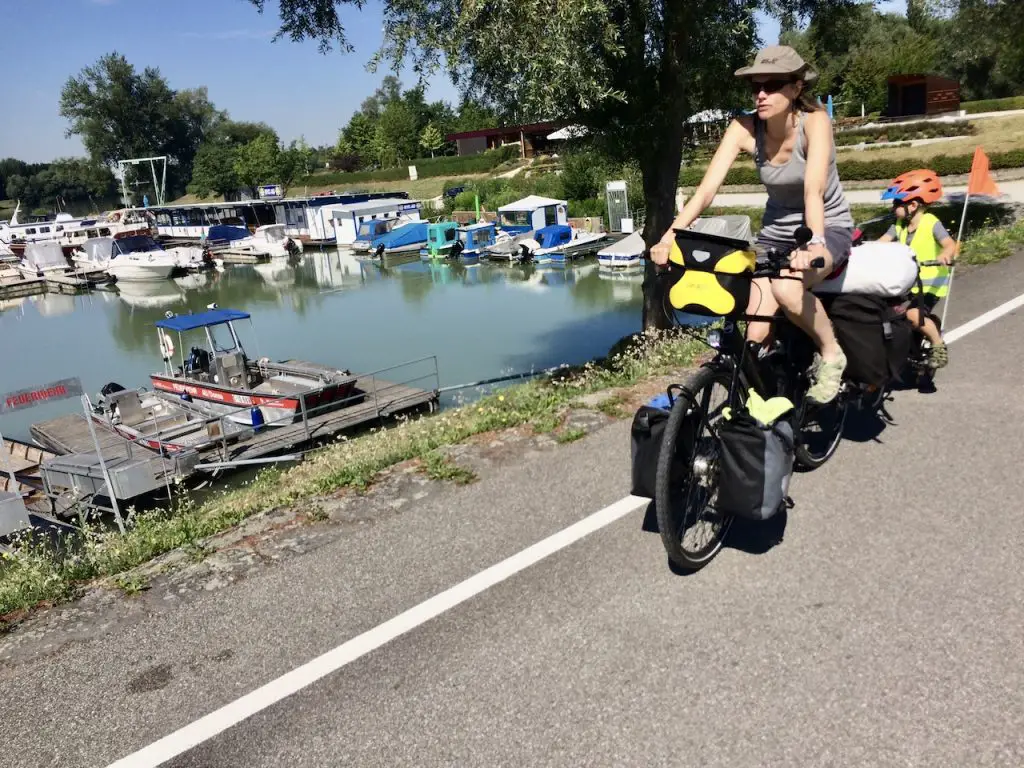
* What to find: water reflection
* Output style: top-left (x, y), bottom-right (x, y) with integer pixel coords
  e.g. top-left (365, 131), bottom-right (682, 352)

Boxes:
top-left (0, 249), bottom-right (645, 440)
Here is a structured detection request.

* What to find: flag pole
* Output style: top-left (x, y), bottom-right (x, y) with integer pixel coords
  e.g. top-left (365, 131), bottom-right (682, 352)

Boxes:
top-left (941, 188), bottom-right (971, 331)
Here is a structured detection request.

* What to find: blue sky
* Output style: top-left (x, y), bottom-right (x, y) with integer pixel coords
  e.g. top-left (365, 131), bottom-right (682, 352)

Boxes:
top-left (1, 0), bottom-right (905, 164)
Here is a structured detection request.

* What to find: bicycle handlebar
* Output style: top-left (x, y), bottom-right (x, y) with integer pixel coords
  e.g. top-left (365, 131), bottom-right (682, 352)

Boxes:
top-left (757, 226), bottom-right (826, 276)
top-left (917, 259), bottom-right (954, 267)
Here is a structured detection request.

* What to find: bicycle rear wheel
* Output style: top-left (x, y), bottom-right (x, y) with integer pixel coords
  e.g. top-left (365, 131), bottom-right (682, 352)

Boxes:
top-left (793, 391), bottom-right (848, 471)
top-left (655, 365), bottom-right (735, 570)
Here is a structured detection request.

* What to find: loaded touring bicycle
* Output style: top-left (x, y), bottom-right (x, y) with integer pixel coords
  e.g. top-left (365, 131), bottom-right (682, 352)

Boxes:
top-left (636, 217), bottom-right (922, 570)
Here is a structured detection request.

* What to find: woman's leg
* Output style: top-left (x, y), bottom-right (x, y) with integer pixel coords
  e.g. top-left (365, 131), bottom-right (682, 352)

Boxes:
top-left (770, 270), bottom-right (843, 361)
top-left (769, 228), bottom-right (851, 403)
top-left (744, 277), bottom-right (779, 345)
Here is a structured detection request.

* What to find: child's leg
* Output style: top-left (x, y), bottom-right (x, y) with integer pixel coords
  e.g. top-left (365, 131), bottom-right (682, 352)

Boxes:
top-left (908, 305), bottom-right (948, 368)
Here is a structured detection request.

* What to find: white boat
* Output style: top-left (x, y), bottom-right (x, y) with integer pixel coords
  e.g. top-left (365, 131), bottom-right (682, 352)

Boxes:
top-left (73, 235), bottom-right (178, 281)
top-left (17, 241), bottom-right (71, 279)
top-left (206, 224), bottom-right (302, 259)
top-left (92, 385), bottom-right (252, 454)
top-left (597, 231), bottom-right (645, 268)
top-left (0, 205), bottom-right (154, 257)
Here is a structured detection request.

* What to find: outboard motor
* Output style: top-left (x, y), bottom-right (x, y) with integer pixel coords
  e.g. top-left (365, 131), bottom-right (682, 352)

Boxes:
top-left (97, 381), bottom-right (126, 410)
top-left (449, 240), bottom-right (464, 260)
top-left (374, 243), bottom-right (386, 259)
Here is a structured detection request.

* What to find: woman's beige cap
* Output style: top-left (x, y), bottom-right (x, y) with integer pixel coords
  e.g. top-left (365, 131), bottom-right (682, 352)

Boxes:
top-left (734, 45), bottom-right (818, 84)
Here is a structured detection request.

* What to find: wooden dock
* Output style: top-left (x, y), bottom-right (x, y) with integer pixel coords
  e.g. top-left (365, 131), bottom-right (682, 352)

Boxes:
top-left (45, 269), bottom-right (111, 294)
top-left (0, 266), bottom-right (46, 299)
top-left (30, 369), bottom-right (438, 493)
top-left (30, 412), bottom-right (185, 487)
top-left (204, 373), bottom-right (438, 466)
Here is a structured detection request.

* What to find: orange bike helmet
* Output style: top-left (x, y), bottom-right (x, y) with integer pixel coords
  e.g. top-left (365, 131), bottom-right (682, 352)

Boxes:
top-left (881, 169), bottom-right (943, 204)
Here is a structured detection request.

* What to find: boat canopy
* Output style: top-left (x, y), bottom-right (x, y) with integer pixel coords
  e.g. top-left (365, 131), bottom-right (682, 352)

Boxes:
top-left (156, 308), bottom-right (251, 332)
top-left (79, 237), bottom-right (116, 264)
top-left (535, 224), bottom-right (573, 249)
top-left (597, 231), bottom-right (645, 258)
top-left (23, 241), bottom-right (67, 270)
top-left (498, 195), bottom-right (567, 213)
top-left (376, 221), bottom-right (428, 249)
top-left (207, 224), bottom-right (252, 243)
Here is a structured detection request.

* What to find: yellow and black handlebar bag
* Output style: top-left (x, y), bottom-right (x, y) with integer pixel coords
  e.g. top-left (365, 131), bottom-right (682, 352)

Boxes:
top-left (666, 230), bottom-right (757, 318)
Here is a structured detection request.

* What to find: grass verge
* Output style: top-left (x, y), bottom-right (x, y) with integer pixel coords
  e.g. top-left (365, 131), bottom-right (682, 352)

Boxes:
top-left (0, 330), bottom-right (704, 626)
top-left (958, 219), bottom-right (1024, 265)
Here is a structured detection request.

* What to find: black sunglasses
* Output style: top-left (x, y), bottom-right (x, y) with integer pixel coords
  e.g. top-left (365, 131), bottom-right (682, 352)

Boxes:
top-left (750, 79), bottom-right (793, 96)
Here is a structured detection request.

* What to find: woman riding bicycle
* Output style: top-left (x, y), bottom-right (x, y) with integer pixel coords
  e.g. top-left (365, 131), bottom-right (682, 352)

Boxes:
top-left (650, 45), bottom-right (854, 404)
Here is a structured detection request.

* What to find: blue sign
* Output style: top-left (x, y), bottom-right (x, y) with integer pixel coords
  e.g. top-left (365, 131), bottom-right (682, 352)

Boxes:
top-left (399, 202), bottom-right (420, 211)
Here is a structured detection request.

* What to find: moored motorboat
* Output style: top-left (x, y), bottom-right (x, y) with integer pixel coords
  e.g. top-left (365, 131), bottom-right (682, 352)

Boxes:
top-left (92, 384), bottom-right (252, 453)
top-left (150, 307), bottom-right (359, 426)
top-left (72, 235), bottom-right (178, 281)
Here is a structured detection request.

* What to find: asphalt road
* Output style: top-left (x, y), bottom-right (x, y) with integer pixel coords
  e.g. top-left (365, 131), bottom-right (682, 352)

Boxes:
top-left (2, 257), bottom-right (1024, 767)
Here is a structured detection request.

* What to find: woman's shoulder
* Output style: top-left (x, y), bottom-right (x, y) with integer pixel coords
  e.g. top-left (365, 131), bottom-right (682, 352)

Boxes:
top-left (802, 109), bottom-right (832, 134)
top-left (733, 114), bottom-right (756, 134)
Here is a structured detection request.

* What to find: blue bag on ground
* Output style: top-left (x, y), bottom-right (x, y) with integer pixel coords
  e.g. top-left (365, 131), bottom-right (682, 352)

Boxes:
top-left (715, 404), bottom-right (794, 521)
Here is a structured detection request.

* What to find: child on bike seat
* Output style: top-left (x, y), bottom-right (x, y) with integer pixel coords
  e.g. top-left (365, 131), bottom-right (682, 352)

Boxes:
top-left (877, 169), bottom-right (955, 369)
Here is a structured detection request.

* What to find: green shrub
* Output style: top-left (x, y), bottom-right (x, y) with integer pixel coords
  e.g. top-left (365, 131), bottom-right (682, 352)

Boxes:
top-left (833, 120), bottom-right (974, 147)
top-left (296, 145), bottom-right (520, 187)
top-left (962, 96), bottom-right (1024, 114)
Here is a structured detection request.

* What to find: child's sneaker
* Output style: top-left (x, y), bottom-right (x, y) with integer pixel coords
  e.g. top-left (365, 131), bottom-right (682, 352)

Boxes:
top-left (929, 342), bottom-right (949, 369)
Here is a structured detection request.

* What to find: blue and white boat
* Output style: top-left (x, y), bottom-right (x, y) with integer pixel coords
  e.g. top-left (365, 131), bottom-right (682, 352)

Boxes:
top-left (360, 221), bottom-right (429, 257)
top-left (597, 231), bottom-right (644, 269)
top-left (497, 195), bottom-right (569, 235)
top-left (451, 222), bottom-right (498, 260)
top-left (527, 224), bottom-right (607, 264)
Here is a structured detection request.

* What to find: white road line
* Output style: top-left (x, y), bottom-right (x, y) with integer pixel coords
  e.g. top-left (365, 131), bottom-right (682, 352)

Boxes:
top-left (105, 494), bottom-right (649, 768)
top-left (106, 286), bottom-right (1024, 768)
top-left (944, 291), bottom-right (1024, 344)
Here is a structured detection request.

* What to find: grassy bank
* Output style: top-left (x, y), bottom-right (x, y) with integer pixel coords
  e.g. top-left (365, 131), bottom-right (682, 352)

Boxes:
top-left (958, 219), bottom-right (1024, 265)
top-left (0, 331), bottom-right (704, 625)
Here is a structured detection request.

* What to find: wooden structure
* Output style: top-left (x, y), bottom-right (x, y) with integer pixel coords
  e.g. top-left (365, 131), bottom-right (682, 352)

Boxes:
top-left (29, 359), bottom-right (439, 505)
top-left (447, 122), bottom-right (561, 158)
top-left (886, 74), bottom-right (961, 117)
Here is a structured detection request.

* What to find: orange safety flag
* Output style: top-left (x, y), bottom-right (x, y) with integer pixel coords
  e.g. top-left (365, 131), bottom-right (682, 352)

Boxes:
top-left (967, 146), bottom-right (1000, 197)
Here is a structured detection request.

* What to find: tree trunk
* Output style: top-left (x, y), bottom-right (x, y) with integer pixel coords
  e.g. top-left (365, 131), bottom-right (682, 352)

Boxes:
top-left (640, 119), bottom-right (686, 331)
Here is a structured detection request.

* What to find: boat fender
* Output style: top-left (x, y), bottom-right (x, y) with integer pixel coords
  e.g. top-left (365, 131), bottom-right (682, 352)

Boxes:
top-left (159, 331), bottom-right (175, 359)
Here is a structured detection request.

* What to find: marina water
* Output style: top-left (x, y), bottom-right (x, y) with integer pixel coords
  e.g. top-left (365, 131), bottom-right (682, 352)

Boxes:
top-left (0, 249), bottom-right (646, 441)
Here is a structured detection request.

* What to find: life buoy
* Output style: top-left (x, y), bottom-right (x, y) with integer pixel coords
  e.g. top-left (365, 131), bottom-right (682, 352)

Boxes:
top-left (159, 331), bottom-right (175, 359)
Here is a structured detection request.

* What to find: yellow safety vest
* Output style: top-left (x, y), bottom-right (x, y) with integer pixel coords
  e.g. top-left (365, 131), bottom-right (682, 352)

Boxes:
top-left (895, 212), bottom-right (950, 298)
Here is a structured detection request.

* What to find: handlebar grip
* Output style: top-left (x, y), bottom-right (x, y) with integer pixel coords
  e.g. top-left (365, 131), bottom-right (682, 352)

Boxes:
top-left (811, 257), bottom-right (826, 269)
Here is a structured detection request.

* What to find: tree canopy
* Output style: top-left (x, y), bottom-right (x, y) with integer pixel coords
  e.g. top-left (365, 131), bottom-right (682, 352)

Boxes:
top-left (248, 0), bottom-right (845, 326)
top-left (59, 53), bottom-right (222, 195)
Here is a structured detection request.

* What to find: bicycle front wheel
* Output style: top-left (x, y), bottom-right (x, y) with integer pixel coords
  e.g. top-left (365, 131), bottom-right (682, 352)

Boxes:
top-left (654, 365), bottom-right (735, 571)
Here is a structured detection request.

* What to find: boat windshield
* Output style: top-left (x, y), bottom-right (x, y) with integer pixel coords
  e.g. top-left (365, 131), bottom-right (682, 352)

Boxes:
top-left (208, 323), bottom-right (240, 353)
top-left (114, 235), bottom-right (162, 254)
top-left (262, 227), bottom-right (286, 242)
top-left (357, 219), bottom-right (397, 240)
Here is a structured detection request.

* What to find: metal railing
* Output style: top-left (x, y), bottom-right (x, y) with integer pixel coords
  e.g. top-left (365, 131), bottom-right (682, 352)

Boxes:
top-left (156, 355), bottom-right (442, 472)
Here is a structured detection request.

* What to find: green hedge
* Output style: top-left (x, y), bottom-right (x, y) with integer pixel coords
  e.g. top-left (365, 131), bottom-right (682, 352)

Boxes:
top-left (834, 120), bottom-right (974, 147)
top-left (680, 147), bottom-right (1024, 187)
top-left (295, 145), bottom-right (520, 186)
top-left (962, 96), bottom-right (1024, 114)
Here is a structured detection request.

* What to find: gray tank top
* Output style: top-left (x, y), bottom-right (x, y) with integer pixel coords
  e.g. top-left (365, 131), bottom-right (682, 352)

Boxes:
top-left (755, 113), bottom-right (853, 242)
